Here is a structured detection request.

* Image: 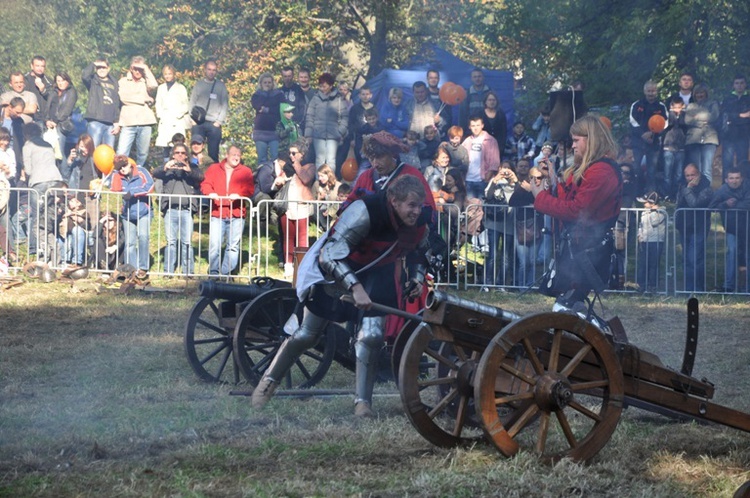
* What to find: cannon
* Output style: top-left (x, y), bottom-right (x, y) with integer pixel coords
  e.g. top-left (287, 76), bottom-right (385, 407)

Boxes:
top-left (397, 290), bottom-right (750, 462)
top-left (185, 277), bottom-right (395, 388)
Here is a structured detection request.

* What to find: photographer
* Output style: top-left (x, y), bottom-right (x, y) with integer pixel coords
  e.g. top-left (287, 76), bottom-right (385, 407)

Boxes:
top-left (153, 143), bottom-right (203, 276)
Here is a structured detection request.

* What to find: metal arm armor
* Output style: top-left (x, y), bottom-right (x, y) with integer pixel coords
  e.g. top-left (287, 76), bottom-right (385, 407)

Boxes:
top-left (319, 200), bottom-right (371, 291)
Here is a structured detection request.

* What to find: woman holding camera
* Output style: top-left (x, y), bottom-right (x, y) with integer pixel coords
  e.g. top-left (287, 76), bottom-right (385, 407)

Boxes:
top-left (66, 134), bottom-right (101, 258)
top-left (153, 143), bottom-right (204, 275)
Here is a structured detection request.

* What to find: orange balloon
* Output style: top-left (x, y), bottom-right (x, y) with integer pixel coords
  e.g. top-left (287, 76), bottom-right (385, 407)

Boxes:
top-left (93, 144), bottom-right (115, 175)
top-left (451, 85), bottom-right (467, 105)
top-left (341, 158), bottom-right (358, 182)
top-left (438, 82), bottom-right (457, 105)
top-left (600, 116), bottom-right (612, 130)
top-left (648, 114), bottom-right (666, 133)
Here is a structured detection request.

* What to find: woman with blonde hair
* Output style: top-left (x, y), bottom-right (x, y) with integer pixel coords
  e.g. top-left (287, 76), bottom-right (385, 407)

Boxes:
top-left (530, 114), bottom-right (621, 308)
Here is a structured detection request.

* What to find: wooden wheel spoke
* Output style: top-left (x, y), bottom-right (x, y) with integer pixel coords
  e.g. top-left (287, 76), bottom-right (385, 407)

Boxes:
top-left (427, 386), bottom-right (460, 419)
top-left (559, 343), bottom-right (593, 377)
top-left (536, 412), bottom-right (550, 454)
top-left (567, 400), bottom-right (602, 422)
top-left (499, 361), bottom-right (537, 386)
top-left (194, 336), bottom-right (229, 346)
top-left (571, 379), bottom-right (609, 391)
top-left (555, 409), bottom-right (578, 448)
top-left (495, 391), bottom-right (535, 405)
top-left (522, 337), bottom-right (545, 375)
top-left (212, 345), bottom-right (233, 378)
top-left (427, 348), bottom-right (459, 371)
top-left (418, 376), bottom-right (455, 388)
top-left (507, 403), bottom-right (539, 438)
top-left (548, 329), bottom-right (563, 373)
top-left (452, 394), bottom-right (470, 437)
top-left (196, 318), bottom-right (227, 336)
top-left (199, 342), bottom-right (229, 365)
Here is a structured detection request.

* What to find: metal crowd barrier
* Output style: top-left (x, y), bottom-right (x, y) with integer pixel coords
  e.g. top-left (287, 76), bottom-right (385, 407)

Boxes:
top-left (1, 184), bottom-right (748, 294)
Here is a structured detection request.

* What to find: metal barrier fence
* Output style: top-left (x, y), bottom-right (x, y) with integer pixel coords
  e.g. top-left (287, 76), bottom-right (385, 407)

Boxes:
top-left (1, 187), bottom-right (255, 280)
top-left (1, 186), bottom-right (748, 294)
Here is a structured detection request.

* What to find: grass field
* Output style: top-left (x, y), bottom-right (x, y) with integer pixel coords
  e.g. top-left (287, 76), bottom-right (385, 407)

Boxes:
top-left (0, 280), bottom-right (748, 497)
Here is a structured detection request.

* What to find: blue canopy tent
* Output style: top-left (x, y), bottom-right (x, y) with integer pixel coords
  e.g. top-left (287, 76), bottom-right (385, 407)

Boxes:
top-left (358, 45), bottom-right (515, 138)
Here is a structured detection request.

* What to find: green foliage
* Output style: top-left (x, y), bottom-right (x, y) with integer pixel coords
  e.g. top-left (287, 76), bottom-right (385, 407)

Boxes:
top-left (2, 0), bottom-right (750, 157)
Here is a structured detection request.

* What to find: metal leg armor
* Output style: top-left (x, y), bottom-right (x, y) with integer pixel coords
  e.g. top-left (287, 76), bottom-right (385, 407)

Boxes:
top-left (263, 308), bottom-right (329, 384)
top-left (354, 315), bottom-right (385, 407)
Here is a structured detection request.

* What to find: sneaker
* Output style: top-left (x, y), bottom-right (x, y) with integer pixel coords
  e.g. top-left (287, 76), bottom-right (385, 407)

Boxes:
top-left (251, 377), bottom-right (278, 409)
top-left (354, 401), bottom-right (373, 418)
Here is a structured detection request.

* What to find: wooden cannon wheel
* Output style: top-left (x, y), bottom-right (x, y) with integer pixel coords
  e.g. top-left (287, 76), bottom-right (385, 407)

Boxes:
top-left (474, 312), bottom-right (625, 463)
top-left (398, 323), bottom-right (488, 448)
top-left (184, 297), bottom-right (243, 383)
top-left (390, 317), bottom-right (422, 388)
top-left (232, 287), bottom-right (336, 388)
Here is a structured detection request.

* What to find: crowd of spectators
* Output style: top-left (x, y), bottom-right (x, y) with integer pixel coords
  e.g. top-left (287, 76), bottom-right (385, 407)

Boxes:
top-left (1, 54), bottom-right (749, 292)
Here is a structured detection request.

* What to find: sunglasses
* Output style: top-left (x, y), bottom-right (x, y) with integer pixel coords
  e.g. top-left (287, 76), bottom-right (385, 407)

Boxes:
top-left (531, 175), bottom-right (544, 180)
top-left (173, 151), bottom-right (187, 155)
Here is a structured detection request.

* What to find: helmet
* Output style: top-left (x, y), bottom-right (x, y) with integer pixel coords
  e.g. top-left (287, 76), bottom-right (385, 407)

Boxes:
top-left (40, 268), bottom-right (57, 283)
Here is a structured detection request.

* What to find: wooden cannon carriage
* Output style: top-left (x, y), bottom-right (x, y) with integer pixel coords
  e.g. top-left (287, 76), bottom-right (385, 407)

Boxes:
top-left (398, 290), bottom-right (750, 462)
top-left (185, 279), bottom-right (749, 462)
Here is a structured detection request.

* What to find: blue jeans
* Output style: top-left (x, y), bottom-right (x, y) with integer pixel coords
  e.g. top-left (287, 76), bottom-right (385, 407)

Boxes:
top-left (662, 150), bottom-right (684, 197)
top-left (484, 228), bottom-right (513, 286)
top-left (515, 240), bottom-right (535, 287)
top-left (637, 241), bottom-right (664, 290)
top-left (255, 140), bottom-right (279, 164)
top-left (312, 138), bottom-right (338, 168)
top-left (123, 214), bottom-right (151, 271)
top-left (28, 182), bottom-right (58, 255)
top-left (117, 125), bottom-right (152, 167)
top-left (686, 143), bottom-right (717, 184)
top-left (208, 216), bottom-right (245, 275)
top-left (721, 137), bottom-right (750, 174)
top-left (724, 232), bottom-right (749, 291)
top-left (465, 181), bottom-right (486, 200)
top-left (164, 208), bottom-right (195, 274)
top-left (66, 225), bottom-right (87, 265)
top-left (681, 231), bottom-right (706, 292)
top-left (191, 122), bottom-right (223, 162)
top-left (87, 120), bottom-right (116, 148)
top-left (633, 146), bottom-right (660, 193)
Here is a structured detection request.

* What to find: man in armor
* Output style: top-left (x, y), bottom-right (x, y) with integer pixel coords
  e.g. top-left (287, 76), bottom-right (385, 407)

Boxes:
top-left (251, 174), bottom-right (434, 417)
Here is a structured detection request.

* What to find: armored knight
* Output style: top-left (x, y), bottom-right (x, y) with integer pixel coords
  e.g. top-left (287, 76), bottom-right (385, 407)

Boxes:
top-left (251, 174), bottom-right (433, 417)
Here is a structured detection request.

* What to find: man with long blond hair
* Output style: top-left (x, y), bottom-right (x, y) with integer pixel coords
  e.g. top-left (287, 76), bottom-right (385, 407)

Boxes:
top-left (530, 114), bottom-right (622, 311)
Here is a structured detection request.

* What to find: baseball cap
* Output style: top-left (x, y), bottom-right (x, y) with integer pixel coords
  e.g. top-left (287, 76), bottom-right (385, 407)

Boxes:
top-left (191, 134), bottom-right (205, 144)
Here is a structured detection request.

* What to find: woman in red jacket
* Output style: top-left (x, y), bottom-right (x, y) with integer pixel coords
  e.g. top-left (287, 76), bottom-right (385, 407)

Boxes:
top-left (530, 115), bottom-right (622, 309)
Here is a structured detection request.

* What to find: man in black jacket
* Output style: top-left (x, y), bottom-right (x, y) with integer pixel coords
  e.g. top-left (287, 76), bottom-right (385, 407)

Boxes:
top-left (675, 164), bottom-right (713, 291)
top-left (82, 57), bottom-right (120, 148)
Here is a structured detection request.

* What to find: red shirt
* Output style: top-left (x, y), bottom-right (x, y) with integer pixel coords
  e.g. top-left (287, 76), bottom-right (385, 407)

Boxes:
top-left (534, 159), bottom-right (622, 245)
top-left (200, 160), bottom-right (255, 218)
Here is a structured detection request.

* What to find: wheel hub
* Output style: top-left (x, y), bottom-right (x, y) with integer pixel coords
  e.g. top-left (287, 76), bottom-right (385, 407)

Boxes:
top-left (534, 373), bottom-right (574, 411)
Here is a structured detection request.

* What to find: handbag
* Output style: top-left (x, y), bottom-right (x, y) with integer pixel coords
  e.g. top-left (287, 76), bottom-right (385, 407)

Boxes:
top-left (190, 106), bottom-right (206, 125)
top-left (59, 118), bottom-right (75, 135)
top-left (273, 180), bottom-right (290, 216)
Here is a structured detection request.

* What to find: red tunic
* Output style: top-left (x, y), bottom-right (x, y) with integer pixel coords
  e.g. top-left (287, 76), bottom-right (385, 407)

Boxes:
top-left (533, 159), bottom-right (622, 246)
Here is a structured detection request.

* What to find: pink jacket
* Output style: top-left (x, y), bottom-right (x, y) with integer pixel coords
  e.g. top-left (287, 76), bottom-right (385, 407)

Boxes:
top-left (462, 131), bottom-right (500, 182)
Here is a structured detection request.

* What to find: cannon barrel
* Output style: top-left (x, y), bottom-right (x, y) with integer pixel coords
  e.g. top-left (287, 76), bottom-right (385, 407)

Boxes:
top-left (199, 277), bottom-right (291, 302)
top-left (426, 290), bottom-right (521, 322)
